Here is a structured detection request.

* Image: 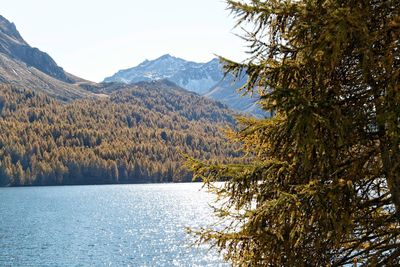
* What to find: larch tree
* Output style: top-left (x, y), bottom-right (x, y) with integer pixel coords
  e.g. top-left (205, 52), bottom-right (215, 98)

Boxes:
top-left (188, 0), bottom-right (400, 265)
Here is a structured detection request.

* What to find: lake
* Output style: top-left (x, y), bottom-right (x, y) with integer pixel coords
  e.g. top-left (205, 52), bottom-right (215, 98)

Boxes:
top-left (0, 183), bottom-right (228, 266)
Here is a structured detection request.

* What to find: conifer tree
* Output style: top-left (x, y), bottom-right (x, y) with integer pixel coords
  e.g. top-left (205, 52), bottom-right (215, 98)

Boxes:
top-left (188, 0), bottom-right (400, 265)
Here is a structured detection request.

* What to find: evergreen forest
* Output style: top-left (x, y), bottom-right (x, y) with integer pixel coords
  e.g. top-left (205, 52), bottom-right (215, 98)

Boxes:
top-left (0, 82), bottom-right (239, 186)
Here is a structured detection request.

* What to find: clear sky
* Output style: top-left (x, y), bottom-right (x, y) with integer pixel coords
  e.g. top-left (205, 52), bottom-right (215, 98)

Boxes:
top-left (2, 0), bottom-right (247, 82)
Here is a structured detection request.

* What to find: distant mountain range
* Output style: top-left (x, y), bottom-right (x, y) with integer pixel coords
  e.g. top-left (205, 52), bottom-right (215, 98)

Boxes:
top-left (104, 54), bottom-right (264, 117)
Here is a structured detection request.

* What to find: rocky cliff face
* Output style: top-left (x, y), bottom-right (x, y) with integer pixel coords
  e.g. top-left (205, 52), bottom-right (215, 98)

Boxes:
top-left (0, 16), bottom-right (25, 43)
top-left (0, 15), bottom-right (94, 100)
top-left (0, 15), bottom-right (74, 83)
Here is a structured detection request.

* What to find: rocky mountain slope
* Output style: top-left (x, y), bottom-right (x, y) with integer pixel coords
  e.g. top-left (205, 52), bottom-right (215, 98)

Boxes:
top-left (104, 54), bottom-right (222, 95)
top-left (104, 54), bottom-right (263, 117)
top-left (0, 15), bottom-right (93, 100)
top-left (204, 75), bottom-right (265, 118)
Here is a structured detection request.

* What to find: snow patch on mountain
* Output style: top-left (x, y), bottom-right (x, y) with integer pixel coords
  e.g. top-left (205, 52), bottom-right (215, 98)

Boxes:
top-left (103, 54), bottom-right (266, 117)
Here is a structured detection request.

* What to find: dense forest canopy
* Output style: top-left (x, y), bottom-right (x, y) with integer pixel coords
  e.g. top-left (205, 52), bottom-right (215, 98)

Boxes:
top-left (188, 0), bottom-right (400, 266)
top-left (0, 82), bottom-right (240, 186)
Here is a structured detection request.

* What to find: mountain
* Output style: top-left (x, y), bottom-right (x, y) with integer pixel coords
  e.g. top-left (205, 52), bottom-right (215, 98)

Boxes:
top-left (103, 54), bottom-right (263, 116)
top-left (0, 15), bottom-right (259, 114)
top-left (104, 54), bottom-right (221, 95)
top-left (0, 15), bottom-right (241, 186)
top-left (0, 15), bottom-right (93, 100)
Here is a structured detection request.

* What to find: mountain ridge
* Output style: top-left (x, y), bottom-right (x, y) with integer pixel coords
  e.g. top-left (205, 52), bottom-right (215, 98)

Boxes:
top-left (104, 54), bottom-right (222, 95)
top-left (0, 15), bottom-right (95, 100)
top-left (104, 54), bottom-right (264, 116)
top-left (0, 15), bottom-right (73, 83)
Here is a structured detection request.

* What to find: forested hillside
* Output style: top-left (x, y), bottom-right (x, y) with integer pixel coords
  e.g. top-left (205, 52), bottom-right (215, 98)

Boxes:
top-left (0, 82), bottom-right (239, 186)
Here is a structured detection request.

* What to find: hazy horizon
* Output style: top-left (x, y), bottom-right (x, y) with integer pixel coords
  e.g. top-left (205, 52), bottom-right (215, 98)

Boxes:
top-left (2, 0), bottom-right (247, 82)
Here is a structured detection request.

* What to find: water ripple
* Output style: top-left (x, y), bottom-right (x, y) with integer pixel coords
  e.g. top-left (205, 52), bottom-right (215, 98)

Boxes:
top-left (0, 183), bottom-right (228, 266)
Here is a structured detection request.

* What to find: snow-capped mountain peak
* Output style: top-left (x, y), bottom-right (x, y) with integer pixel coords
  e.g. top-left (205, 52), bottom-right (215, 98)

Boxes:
top-left (104, 54), bottom-right (223, 95)
top-left (103, 54), bottom-right (265, 117)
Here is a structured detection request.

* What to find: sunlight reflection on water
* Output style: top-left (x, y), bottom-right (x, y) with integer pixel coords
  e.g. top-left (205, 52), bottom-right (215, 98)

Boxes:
top-left (0, 183), bottom-right (229, 266)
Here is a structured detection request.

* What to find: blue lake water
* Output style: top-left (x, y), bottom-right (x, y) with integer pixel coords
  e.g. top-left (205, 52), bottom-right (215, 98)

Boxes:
top-left (0, 183), bottom-right (228, 266)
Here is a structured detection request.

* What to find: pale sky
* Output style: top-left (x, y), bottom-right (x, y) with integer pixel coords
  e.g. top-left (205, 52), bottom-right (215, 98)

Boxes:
top-left (2, 0), bottom-right (247, 82)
